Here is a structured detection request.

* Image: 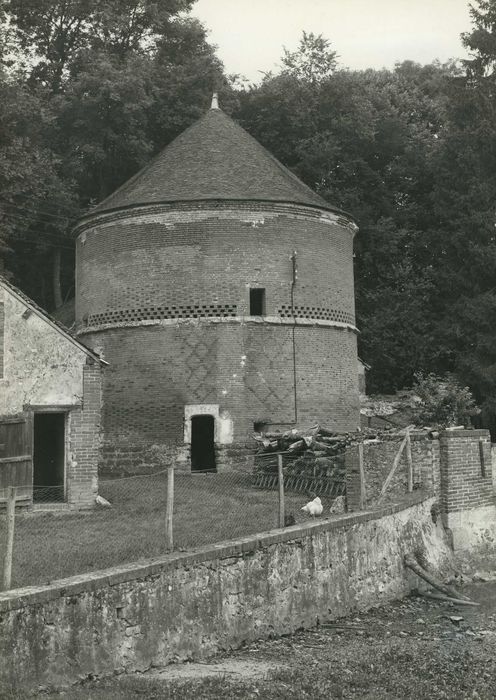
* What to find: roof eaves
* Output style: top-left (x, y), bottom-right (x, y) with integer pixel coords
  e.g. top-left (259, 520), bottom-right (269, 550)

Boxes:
top-left (76, 197), bottom-right (356, 229)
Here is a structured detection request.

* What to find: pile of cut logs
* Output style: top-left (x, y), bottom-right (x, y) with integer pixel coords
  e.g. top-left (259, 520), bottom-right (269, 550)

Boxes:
top-left (252, 424), bottom-right (395, 457)
top-left (252, 425), bottom-right (418, 495)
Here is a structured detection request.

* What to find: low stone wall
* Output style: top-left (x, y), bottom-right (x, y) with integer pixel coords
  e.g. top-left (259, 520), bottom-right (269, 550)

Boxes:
top-left (100, 437), bottom-right (178, 475)
top-left (100, 438), bottom-right (254, 475)
top-left (0, 495), bottom-right (451, 694)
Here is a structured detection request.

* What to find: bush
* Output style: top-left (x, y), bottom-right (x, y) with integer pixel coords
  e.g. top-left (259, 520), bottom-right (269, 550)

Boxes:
top-left (412, 372), bottom-right (481, 428)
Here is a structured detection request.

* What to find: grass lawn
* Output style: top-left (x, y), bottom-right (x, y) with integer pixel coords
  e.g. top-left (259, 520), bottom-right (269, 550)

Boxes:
top-left (0, 471), bottom-right (328, 589)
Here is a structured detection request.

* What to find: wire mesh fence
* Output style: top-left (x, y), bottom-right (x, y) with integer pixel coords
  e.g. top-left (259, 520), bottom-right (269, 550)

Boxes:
top-left (0, 451), bottom-right (347, 591)
top-left (0, 430), bottom-right (431, 592)
top-left (253, 451), bottom-right (346, 498)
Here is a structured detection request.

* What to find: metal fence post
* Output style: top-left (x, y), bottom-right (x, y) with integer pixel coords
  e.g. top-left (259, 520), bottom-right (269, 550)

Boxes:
top-left (165, 467), bottom-right (174, 551)
top-left (3, 486), bottom-right (16, 591)
top-left (278, 454), bottom-right (285, 527)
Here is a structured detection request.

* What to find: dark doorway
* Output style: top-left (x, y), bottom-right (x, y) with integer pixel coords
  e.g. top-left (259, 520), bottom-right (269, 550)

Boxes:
top-left (191, 415), bottom-right (216, 472)
top-left (33, 413), bottom-right (66, 502)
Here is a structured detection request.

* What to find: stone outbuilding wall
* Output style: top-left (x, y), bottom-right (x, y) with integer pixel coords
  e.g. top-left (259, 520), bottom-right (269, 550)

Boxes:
top-left (0, 278), bottom-right (104, 508)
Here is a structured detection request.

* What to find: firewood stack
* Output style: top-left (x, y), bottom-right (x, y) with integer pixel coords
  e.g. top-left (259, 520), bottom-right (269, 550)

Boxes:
top-left (252, 424), bottom-right (383, 457)
top-left (252, 424), bottom-right (417, 496)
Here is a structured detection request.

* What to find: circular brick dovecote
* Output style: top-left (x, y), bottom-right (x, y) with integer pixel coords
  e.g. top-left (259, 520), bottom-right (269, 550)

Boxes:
top-left (75, 105), bottom-right (360, 472)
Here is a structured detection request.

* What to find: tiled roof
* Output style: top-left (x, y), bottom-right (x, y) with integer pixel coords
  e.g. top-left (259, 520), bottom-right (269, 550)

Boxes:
top-left (87, 107), bottom-right (340, 216)
top-left (0, 276), bottom-right (105, 364)
top-left (51, 297), bottom-right (75, 329)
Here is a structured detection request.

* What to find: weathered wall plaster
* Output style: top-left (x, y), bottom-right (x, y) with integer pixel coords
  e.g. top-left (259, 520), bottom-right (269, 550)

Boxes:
top-left (0, 288), bottom-right (85, 413)
top-left (0, 496), bottom-right (451, 694)
top-left (0, 286), bottom-right (103, 507)
top-left (444, 504), bottom-right (496, 551)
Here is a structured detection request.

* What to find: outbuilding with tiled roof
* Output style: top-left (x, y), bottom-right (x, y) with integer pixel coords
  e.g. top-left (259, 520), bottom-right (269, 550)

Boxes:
top-left (0, 276), bottom-right (105, 508)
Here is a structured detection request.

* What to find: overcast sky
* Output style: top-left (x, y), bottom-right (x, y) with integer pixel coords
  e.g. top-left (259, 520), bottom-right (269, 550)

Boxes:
top-left (192, 0), bottom-right (473, 81)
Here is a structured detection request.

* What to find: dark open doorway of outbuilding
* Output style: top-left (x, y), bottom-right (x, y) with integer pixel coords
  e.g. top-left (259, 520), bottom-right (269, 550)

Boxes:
top-left (33, 412), bottom-right (66, 502)
top-left (191, 415), bottom-right (216, 472)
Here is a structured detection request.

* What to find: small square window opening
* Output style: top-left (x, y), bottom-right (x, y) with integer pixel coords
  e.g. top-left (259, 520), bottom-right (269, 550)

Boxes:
top-left (250, 288), bottom-right (265, 316)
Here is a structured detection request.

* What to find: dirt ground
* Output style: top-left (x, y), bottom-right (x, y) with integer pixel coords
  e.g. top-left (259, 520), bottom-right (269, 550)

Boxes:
top-left (28, 576), bottom-right (496, 700)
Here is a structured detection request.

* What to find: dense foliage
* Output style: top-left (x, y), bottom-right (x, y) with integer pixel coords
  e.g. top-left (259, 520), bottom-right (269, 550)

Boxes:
top-left (412, 372), bottom-right (481, 428)
top-left (1, 2), bottom-right (496, 431)
top-left (233, 21), bottom-right (496, 432)
top-left (0, 0), bottom-right (224, 304)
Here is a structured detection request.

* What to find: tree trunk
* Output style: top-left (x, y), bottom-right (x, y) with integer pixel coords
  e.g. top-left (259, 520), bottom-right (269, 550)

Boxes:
top-left (52, 247), bottom-right (63, 310)
top-left (404, 555), bottom-right (472, 601)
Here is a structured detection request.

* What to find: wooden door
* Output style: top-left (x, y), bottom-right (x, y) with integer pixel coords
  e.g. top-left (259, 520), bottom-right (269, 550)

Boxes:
top-left (0, 415), bottom-right (33, 504)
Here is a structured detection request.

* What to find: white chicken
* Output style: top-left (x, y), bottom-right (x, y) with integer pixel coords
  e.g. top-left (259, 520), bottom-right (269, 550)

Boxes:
top-left (95, 494), bottom-right (112, 507)
top-left (301, 496), bottom-right (323, 517)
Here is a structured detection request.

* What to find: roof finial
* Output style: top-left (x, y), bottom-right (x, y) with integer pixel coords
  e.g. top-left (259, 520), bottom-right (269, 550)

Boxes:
top-left (211, 92), bottom-right (219, 110)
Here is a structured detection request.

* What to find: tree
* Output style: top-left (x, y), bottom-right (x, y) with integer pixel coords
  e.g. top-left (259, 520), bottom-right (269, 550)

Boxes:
top-left (462, 0), bottom-right (496, 78)
top-left (0, 71), bottom-right (77, 302)
top-left (412, 372), bottom-right (481, 428)
top-left (421, 1), bottom-right (496, 432)
top-left (281, 31), bottom-right (338, 83)
top-left (0, 0), bottom-right (224, 308)
top-left (235, 54), bottom-right (456, 395)
top-left (4, 0), bottom-right (195, 91)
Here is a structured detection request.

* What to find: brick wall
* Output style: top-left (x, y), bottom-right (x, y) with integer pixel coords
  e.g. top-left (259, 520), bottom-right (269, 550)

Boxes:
top-left (84, 322), bottom-right (358, 473)
top-left (76, 202), bottom-right (356, 329)
top-left (346, 430), bottom-right (494, 526)
top-left (439, 429), bottom-right (493, 514)
top-left (66, 362), bottom-right (102, 506)
top-left (76, 201), bottom-right (359, 471)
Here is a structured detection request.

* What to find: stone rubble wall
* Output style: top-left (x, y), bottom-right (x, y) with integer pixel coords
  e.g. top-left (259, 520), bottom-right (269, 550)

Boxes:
top-left (0, 495), bottom-right (451, 694)
top-left (346, 433), bottom-right (439, 509)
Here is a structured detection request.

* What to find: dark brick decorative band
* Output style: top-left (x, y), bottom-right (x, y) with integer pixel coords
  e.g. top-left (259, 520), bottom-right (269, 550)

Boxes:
top-left (83, 304), bottom-right (356, 327)
top-left (87, 304), bottom-right (238, 325)
top-left (278, 304), bottom-right (355, 325)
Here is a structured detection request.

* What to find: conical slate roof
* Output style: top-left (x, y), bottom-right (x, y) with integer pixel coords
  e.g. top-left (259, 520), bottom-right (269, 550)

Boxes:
top-left (89, 105), bottom-right (337, 216)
